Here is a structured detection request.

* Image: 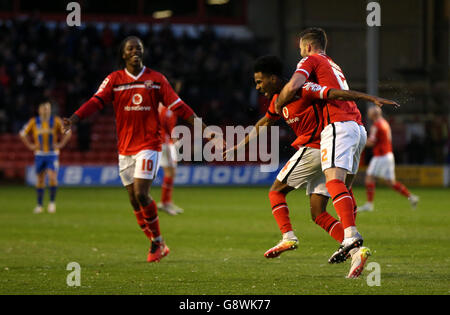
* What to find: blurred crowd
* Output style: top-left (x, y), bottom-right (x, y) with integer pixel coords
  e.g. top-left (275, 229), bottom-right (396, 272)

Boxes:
top-left (0, 17), bottom-right (448, 164)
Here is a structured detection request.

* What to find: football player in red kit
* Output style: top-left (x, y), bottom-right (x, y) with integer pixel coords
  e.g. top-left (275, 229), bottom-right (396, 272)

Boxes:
top-left (225, 56), bottom-right (398, 270)
top-left (275, 28), bottom-right (399, 278)
top-left (358, 106), bottom-right (419, 211)
top-left (63, 36), bottom-right (217, 263)
top-left (157, 104), bottom-right (184, 215)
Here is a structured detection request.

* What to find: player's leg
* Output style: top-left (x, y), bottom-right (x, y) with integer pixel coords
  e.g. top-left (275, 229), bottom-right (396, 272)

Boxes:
top-left (264, 147), bottom-right (320, 258)
top-left (34, 171), bottom-right (46, 214)
top-left (346, 125), bottom-right (372, 278)
top-left (158, 166), bottom-right (178, 215)
top-left (46, 169), bottom-right (58, 213)
top-left (134, 177), bottom-right (169, 263)
top-left (45, 155), bottom-right (59, 213)
top-left (119, 151), bottom-right (168, 262)
top-left (323, 167), bottom-right (357, 239)
top-left (158, 143), bottom-right (182, 215)
top-left (125, 183), bottom-right (153, 240)
top-left (264, 179), bottom-right (297, 258)
top-left (388, 179), bottom-right (418, 208)
top-left (358, 173), bottom-right (376, 212)
top-left (309, 186), bottom-right (343, 243)
top-left (133, 150), bottom-right (169, 262)
top-left (345, 174), bottom-right (358, 220)
top-left (133, 178), bottom-right (161, 238)
top-left (321, 122), bottom-right (366, 264)
top-left (304, 162), bottom-right (346, 244)
top-left (33, 155), bottom-right (45, 214)
top-left (384, 154), bottom-right (419, 209)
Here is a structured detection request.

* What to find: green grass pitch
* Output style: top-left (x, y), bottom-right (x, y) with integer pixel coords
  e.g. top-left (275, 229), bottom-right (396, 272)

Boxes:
top-left (0, 185), bottom-right (449, 295)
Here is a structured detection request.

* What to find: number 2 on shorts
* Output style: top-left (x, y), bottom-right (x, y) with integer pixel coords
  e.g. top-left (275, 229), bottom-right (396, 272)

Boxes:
top-left (321, 149), bottom-right (328, 162)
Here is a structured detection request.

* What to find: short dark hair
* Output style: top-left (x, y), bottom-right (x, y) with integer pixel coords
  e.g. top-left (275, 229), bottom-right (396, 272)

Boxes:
top-left (299, 27), bottom-right (327, 50)
top-left (118, 36), bottom-right (144, 68)
top-left (253, 55), bottom-right (283, 77)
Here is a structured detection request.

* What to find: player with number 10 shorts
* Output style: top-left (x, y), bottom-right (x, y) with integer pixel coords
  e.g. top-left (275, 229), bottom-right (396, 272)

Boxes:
top-left (62, 36), bottom-right (211, 263)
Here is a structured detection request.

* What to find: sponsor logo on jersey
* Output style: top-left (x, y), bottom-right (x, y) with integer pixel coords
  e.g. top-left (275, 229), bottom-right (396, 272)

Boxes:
top-left (124, 105), bottom-right (151, 111)
top-left (286, 117), bottom-right (299, 125)
top-left (132, 93), bottom-right (143, 105)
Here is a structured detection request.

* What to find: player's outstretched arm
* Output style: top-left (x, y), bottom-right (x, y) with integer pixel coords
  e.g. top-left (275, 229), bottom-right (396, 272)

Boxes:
top-left (275, 72), bottom-right (307, 114)
top-left (223, 116), bottom-right (275, 161)
top-left (62, 114), bottom-right (79, 134)
top-left (62, 95), bottom-right (106, 134)
top-left (327, 89), bottom-right (400, 108)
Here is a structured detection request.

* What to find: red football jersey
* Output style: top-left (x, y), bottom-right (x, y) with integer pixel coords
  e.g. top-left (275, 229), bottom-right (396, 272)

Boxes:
top-left (265, 82), bottom-right (331, 150)
top-left (368, 117), bottom-right (392, 156)
top-left (295, 53), bottom-right (362, 126)
top-left (158, 104), bottom-right (177, 144)
top-left (76, 66), bottom-right (193, 155)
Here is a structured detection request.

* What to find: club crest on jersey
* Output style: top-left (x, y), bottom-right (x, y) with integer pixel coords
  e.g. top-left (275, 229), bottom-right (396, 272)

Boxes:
top-left (144, 80), bottom-right (153, 89)
top-left (132, 93), bottom-right (143, 105)
top-left (282, 107), bottom-right (289, 119)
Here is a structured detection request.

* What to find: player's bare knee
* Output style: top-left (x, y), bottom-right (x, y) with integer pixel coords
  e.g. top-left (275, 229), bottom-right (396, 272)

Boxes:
top-left (36, 173), bottom-right (46, 187)
top-left (164, 167), bottom-right (175, 178)
top-left (48, 176), bottom-right (58, 187)
top-left (134, 191), bottom-right (149, 206)
top-left (386, 179), bottom-right (395, 187)
top-left (269, 180), bottom-right (292, 195)
top-left (365, 175), bottom-right (375, 185)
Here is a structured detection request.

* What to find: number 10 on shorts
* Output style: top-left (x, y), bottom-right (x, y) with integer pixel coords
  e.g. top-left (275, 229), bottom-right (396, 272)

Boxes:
top-left (142, 159), bottom-right (153, 172)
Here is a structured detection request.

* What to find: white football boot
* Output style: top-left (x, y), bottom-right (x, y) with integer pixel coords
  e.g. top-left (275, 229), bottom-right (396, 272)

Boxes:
top-left (408, 194), bottom-right (419, 210)
top-left (347, 246), bottom-right (372, 278)
top-left (47, 202), bottom-right (56, 214)
top-left (33, 205), bottom-right (43, 214)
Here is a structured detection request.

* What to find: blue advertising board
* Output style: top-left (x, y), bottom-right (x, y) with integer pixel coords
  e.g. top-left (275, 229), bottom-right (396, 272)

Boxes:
top-left (25, 165), bottom-right (281, 186)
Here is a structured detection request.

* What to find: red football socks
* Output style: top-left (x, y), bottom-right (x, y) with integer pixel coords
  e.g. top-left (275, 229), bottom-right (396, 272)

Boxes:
top-left (348, 187), bottom-right (358, 220)
top-left (134, 209), bottom-right (153, 240)
top-left (366, 182), bottom-right (376, 202)
top-left (326, 179), bottom-right (355, 230)
top-left (268, 190), bottom-right (292, 234)
top-left (161, 176), bottom-right (174, 205)
top-left (393, 181), bottom-right (411, 198)
top-left (314, 211), bottom-right (344, 243)
top-left (142, 200), bottom-right (161, 239)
